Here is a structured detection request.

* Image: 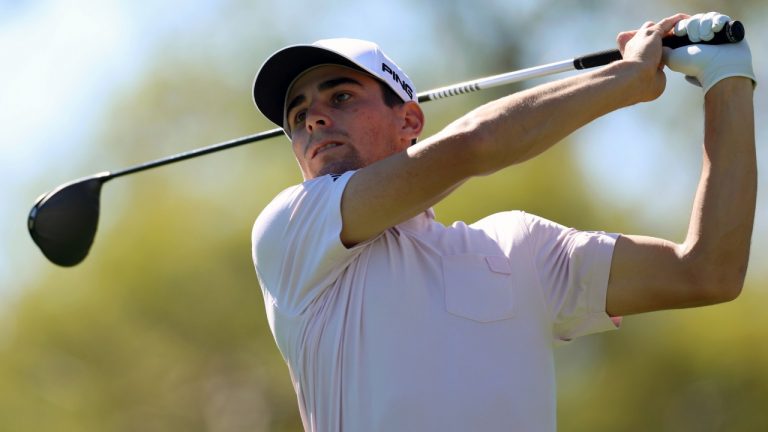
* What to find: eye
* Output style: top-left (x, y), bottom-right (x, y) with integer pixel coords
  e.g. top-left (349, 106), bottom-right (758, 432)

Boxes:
top-left (333, 92), bottom-right (352, 104)
top-left (293, 109), bottom-right (306, 125)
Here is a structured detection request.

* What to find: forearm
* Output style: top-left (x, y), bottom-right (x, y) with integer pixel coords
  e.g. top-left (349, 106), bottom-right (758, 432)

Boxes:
top-left (434, 59), bottom-right (647, 175)
top-left (680, 78), bottom-right (756, 297)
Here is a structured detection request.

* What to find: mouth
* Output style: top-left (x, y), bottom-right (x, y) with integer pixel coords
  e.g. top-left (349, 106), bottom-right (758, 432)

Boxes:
top-left (311, 141), bottom-right (343, 159)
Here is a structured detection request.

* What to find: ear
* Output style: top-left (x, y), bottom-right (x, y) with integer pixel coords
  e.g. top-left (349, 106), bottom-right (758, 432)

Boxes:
top-left (399, 101), bottom-right (425, 144)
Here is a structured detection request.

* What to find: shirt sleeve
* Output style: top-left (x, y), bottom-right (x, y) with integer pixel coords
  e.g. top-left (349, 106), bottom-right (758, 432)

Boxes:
top-left (522, 212), bottom-right (620, 342)
top-left (251, 171), bottom-right (364, 316)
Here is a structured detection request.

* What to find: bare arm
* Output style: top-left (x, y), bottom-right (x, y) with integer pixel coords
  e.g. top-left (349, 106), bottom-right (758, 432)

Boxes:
top-left (340, 16), bottom-right (685, 246)
top-left (606, 78), bottom-right (756, 315)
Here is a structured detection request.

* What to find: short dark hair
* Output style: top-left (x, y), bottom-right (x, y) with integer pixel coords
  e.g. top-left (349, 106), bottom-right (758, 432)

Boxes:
top-left (378, 81), bottom-right (405, 107)
top-left (378, 81), bottom-right (418, 145)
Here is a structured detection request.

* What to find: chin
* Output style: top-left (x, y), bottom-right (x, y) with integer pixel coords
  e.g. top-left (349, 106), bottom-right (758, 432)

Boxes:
top-left (315, 157), bottom-right (365, 178)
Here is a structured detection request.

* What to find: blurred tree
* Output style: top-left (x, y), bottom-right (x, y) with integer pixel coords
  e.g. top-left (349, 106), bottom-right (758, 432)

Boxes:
top-left (3, 0), bottom-right (766, 431)
top-left (0, 187), bottom-right (304, 431)
top-left (556, 287), bottom-right (768, 431)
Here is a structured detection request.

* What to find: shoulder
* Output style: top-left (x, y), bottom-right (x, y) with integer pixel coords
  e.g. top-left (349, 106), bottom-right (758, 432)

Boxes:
top-left (467, 210), bottom-right (530, 240)
top-left (251, 171), bottom-right (358, 275)
top-left (251, 171), bottom-right (364, 315)
top-left (253, 173), bottom-right (353, 235)
top-left (465, 210), bottom-right (613, 256)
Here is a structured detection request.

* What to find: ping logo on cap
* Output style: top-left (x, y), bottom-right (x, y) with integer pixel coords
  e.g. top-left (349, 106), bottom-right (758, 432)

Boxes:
top-left (381, 62), bottom-right (414, 100)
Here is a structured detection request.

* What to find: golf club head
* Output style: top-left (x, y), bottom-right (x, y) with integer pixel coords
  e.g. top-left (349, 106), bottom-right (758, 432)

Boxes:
top-left (28, 172), bottom-right (111, 267)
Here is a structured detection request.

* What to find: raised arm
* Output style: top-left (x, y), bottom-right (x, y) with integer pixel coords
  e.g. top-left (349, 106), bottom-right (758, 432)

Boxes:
top-left (340, 15), bottom-right (687, 246)
top-left (606, 78), bottom-right (755, 315)
top-left (606, 13), bottom-right (757, 315)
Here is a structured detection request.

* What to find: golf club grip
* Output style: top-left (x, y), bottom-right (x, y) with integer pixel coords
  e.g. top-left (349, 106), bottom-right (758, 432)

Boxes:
top-left (573, 20), bottom-right (745, 70)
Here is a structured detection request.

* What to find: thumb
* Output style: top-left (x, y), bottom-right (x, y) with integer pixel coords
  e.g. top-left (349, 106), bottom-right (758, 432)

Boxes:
top-left (616, 30), bottom-right (636, 53)
top-left (665, 45), bottom-right (711, 77)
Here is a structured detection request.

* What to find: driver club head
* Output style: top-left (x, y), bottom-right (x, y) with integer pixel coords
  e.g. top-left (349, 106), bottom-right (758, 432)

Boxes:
top-left (28, 172), bottom-right (111, 267)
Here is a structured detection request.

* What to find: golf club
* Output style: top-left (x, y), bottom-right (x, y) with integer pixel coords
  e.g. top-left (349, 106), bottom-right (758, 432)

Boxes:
top-left (28, 21), bottom-right (745, 267)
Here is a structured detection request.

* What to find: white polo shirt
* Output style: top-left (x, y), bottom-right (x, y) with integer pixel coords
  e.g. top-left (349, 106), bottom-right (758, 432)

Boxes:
top-left (252, 171), bottom-right (619, 432)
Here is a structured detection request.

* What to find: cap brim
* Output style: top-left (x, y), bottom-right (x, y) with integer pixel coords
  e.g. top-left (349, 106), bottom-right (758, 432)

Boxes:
top-left (253, 45), bottom-right (363, 127)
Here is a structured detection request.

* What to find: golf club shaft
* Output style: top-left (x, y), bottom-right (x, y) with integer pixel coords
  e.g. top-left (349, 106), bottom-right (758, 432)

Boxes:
top-left (104, 59), bottom-right (576, 182)
top-left (422, 20), bottom-right (744, 102)
top-left (105, 57), bottom-right (596, 181)
top-left (105, 20), bottom-right (743, 180)
top-left (104, 58), bottom-right (583, 181)
top-left (108, 127), bottom-right (284, 180)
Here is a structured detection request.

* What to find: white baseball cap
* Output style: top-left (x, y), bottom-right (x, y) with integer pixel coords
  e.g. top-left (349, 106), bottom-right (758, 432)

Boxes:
top-left (252, 38), bottom-right (418, 128)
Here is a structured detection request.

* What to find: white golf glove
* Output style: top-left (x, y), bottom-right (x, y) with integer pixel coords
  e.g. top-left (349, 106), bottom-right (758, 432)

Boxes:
top-left (663, 12), bottom-right (756, 93)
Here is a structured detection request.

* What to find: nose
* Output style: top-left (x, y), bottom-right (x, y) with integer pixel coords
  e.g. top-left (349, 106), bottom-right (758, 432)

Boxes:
top-left (305, 102), bottom-right (333, 134)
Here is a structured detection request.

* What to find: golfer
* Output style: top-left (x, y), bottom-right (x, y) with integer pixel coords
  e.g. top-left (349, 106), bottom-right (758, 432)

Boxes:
top-left (251, 12), bottom-right (756, 431)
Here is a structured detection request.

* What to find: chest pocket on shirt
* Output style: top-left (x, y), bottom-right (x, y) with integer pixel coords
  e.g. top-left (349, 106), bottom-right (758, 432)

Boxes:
top-left (442, 254), bottom-right (515, 322)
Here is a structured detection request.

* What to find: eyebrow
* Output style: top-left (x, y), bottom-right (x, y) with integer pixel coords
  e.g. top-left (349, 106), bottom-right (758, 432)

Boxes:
top-left (285, 76), bottom-right (364, 119)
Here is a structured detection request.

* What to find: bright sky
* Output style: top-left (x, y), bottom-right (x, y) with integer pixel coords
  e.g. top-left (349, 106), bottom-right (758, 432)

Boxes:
top-left (2, 1), bottom-right (766, 298)
top-left (2, 1), bottom-right (144, 292)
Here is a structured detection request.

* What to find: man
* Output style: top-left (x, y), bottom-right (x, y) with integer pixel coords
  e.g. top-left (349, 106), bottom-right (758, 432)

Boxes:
top-left (251, 12), bottom-right (756, 431)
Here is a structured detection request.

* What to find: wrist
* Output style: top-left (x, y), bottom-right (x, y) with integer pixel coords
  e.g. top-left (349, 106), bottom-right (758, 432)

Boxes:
top-left (705, 76), bottom-right (755, 100)
top-left (608, 60), bottom-right (662, 105)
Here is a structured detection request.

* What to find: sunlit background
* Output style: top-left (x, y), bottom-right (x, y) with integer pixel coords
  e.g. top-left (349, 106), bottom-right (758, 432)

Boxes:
top-left (2, 0), bottom-right (766, 430)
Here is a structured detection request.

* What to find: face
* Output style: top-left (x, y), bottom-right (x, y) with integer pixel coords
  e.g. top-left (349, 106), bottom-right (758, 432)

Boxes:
top-left (284, 65), bottom-right (421, 180)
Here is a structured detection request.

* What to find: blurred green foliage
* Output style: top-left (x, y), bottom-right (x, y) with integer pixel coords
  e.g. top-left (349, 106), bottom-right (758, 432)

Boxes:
top-left (4, 0), bottom-right (766, 430)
